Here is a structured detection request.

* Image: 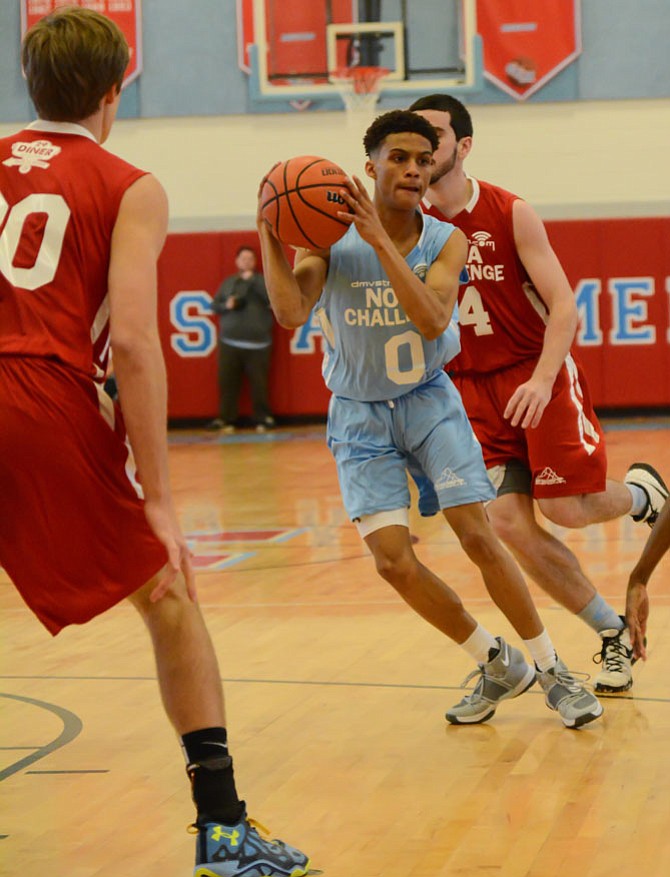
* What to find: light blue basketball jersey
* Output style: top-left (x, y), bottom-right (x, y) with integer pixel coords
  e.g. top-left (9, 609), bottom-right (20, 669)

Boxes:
top-left (314, 213), bottom-right (461, 402)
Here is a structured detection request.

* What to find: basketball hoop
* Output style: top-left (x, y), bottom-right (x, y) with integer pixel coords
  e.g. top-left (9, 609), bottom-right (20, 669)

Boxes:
top-left (330, 66), bottom-right (390, 115)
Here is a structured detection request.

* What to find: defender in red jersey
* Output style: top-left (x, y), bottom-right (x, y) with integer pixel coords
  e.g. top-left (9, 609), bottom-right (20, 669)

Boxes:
top-left (410, 93), bottom-right (668, 693)
top-left (0, 9), bottom-right (309, 876)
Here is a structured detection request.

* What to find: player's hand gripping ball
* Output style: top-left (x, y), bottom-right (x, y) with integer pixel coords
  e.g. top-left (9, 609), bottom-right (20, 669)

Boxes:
top-left (260, 155), bottom-right (352, 249)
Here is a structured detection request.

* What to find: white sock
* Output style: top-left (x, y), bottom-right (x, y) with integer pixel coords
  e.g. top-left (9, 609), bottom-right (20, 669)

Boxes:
top-left (626, 483), bottom-right (647, 517)
top-left (460, 624), bottom-right (499, 664)
top-left (524, 629), bottom-right (556, 672)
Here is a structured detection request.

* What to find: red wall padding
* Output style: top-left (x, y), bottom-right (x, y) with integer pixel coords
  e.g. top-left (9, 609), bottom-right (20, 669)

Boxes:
top-left (158, 217), bottom-right (670, 419)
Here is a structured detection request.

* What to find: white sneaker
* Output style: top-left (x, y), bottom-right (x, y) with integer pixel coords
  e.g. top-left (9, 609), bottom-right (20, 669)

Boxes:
top-left (625, 462), bottom-right (669, 528)
top-left (594, 620), bottom-right (634, 693)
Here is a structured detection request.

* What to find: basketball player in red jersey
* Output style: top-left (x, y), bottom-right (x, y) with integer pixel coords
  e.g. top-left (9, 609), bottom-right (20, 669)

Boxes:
top-left (409, 93), bottom-right (668, 694)
top-left (0, 9), bottom-right (308, 877)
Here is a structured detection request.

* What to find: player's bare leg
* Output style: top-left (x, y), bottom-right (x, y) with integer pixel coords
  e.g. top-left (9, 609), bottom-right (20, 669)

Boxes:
top-left (364, 524), bottom-right (478, 642)
top-left (489, 493), bottom-right (637, 693)
top-left (364, 511), bottom-right (600, 727)
top-left (129, 570), bottom-right (311, 876)
top-left (129, 571), bottom-right (225, 733)
top-left (487, 493), bottom-right (595, 613)
top-left (539, 465), bottom-right (668, 530)
top-left (538, 480), bottom-right (634, 528)
top-left (365, 523), bottom-right (538, 724)
top-left (441, 502), bottom-right (543, 640)
top-left (441, 502), bottom-right (603, 726)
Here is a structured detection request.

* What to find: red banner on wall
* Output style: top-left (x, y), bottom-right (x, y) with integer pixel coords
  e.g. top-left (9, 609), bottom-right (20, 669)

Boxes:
top-left (476, 0), bottom-right (581, 100)
top-left (21, 0), bottom-right (143, 88)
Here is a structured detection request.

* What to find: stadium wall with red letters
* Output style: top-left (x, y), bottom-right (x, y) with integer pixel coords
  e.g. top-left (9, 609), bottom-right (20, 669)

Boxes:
top-left (158, 216), bottom-right (670, 420)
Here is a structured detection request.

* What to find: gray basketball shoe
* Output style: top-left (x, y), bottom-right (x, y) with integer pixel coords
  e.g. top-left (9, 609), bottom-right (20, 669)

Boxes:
top-left (625, 462), bottom-right (669, 528)
top-left (446, 637), bottom-right (536, 725)
top-left (594, 619), bottom-right (635, 693)
top-left (537, 659), bottom-right (603, 728)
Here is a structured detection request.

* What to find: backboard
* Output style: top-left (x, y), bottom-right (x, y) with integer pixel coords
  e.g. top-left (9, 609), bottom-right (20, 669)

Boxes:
top-left (237, 0), bottom-right (483, 112)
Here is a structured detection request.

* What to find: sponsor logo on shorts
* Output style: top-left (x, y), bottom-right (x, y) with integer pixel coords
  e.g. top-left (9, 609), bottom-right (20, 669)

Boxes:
top-left (535, 467), bottom-right (566, 486)
top-left (435, 467), bottom-right (466, 490)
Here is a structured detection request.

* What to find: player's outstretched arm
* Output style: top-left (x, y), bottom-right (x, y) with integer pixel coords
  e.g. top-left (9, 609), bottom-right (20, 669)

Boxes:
top-left (504, 199), bottom-right (579, 429)
top-left (256, 175), bottom-right (327, 327)
top-left (108, 174), bottom-right (195, 602)
top-left (626, 498), bottom-right (670, 660)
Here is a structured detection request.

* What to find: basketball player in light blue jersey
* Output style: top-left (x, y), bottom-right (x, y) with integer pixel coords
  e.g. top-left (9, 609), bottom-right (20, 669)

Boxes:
top-left (257, 109), bottom-right (601, 729)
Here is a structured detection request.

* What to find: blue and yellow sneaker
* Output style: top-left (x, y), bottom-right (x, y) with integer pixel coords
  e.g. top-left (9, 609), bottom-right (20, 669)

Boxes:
top-left (192, 816), bottom-right (311, 877)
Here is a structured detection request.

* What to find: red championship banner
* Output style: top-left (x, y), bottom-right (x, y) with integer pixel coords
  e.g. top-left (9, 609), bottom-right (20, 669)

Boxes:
top-left (475, 0), bottom-right (581, 100)
top-left (236, 0), bottom-right (254, 74)
top-left (20, 0), bottom-right (143, 88)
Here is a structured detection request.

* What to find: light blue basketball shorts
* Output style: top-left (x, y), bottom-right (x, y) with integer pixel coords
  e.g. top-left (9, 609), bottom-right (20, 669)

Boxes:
top-left (327, 370), bottom-right (495, 521)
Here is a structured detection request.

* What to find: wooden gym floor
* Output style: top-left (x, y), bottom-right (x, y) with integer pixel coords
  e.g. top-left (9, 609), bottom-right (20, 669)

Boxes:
top-left (2, 418), bottom-right (669, 876)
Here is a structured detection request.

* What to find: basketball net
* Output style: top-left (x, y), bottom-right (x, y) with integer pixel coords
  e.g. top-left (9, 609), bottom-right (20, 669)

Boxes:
top-left (330, 66), bottom-right (389, 119)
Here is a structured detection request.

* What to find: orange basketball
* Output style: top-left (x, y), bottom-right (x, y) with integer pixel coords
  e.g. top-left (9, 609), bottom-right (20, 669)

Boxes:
top-left (260, 155), bottom-right (352, 249)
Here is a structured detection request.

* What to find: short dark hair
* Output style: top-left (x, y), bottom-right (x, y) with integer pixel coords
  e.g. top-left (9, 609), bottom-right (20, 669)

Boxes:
top-left (408, 94), bottom-right (474, 141)
top-left (22, 6), bottom-right (128, 122)
top-left (363, 109), bottom-right (440, 157)
top-left (236, 245), bottom-right (256, 257)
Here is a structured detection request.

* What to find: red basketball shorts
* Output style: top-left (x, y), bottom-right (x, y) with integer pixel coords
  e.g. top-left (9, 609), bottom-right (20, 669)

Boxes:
top-left (0, 357), bottom-right (168, 635)
top-left (453, 355), bottom-right (608, 498)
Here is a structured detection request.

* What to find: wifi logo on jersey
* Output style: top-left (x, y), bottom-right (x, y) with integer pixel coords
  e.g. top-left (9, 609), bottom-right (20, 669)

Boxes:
top-left (413, 262), bottom-right (429, 281)
top-left (470, 231), bottom-right (496, 251)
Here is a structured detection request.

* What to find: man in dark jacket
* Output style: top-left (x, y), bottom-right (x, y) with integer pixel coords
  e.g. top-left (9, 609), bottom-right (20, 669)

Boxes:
top-left (209, 245), bottom-right (276, 432)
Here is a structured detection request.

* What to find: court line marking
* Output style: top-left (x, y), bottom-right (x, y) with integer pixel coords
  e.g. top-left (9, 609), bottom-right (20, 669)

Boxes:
top-left (2, 675), bottom-right (668, 704)
top-left (26, 769), bottom-right (109, 775)
top-left (2, 595), bottom-right (668, 614)
top-left (0, 692), bottom-right (82, 782)
top-left (2, 596), bottom-right (669, 611)
top-left (166, 421), bottom-right (670, 446)
top-left (603, 420), bottom-right (670, 432)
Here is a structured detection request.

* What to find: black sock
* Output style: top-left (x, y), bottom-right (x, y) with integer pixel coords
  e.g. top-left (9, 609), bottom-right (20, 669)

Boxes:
top-left (181, 727), bottom-right (245, 826)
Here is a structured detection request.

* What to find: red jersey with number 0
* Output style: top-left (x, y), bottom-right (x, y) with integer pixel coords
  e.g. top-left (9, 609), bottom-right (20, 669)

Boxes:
top-left (0, 121), bottom-right (146, 380)
top-left (423, 178), bottom-right (548, 375)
